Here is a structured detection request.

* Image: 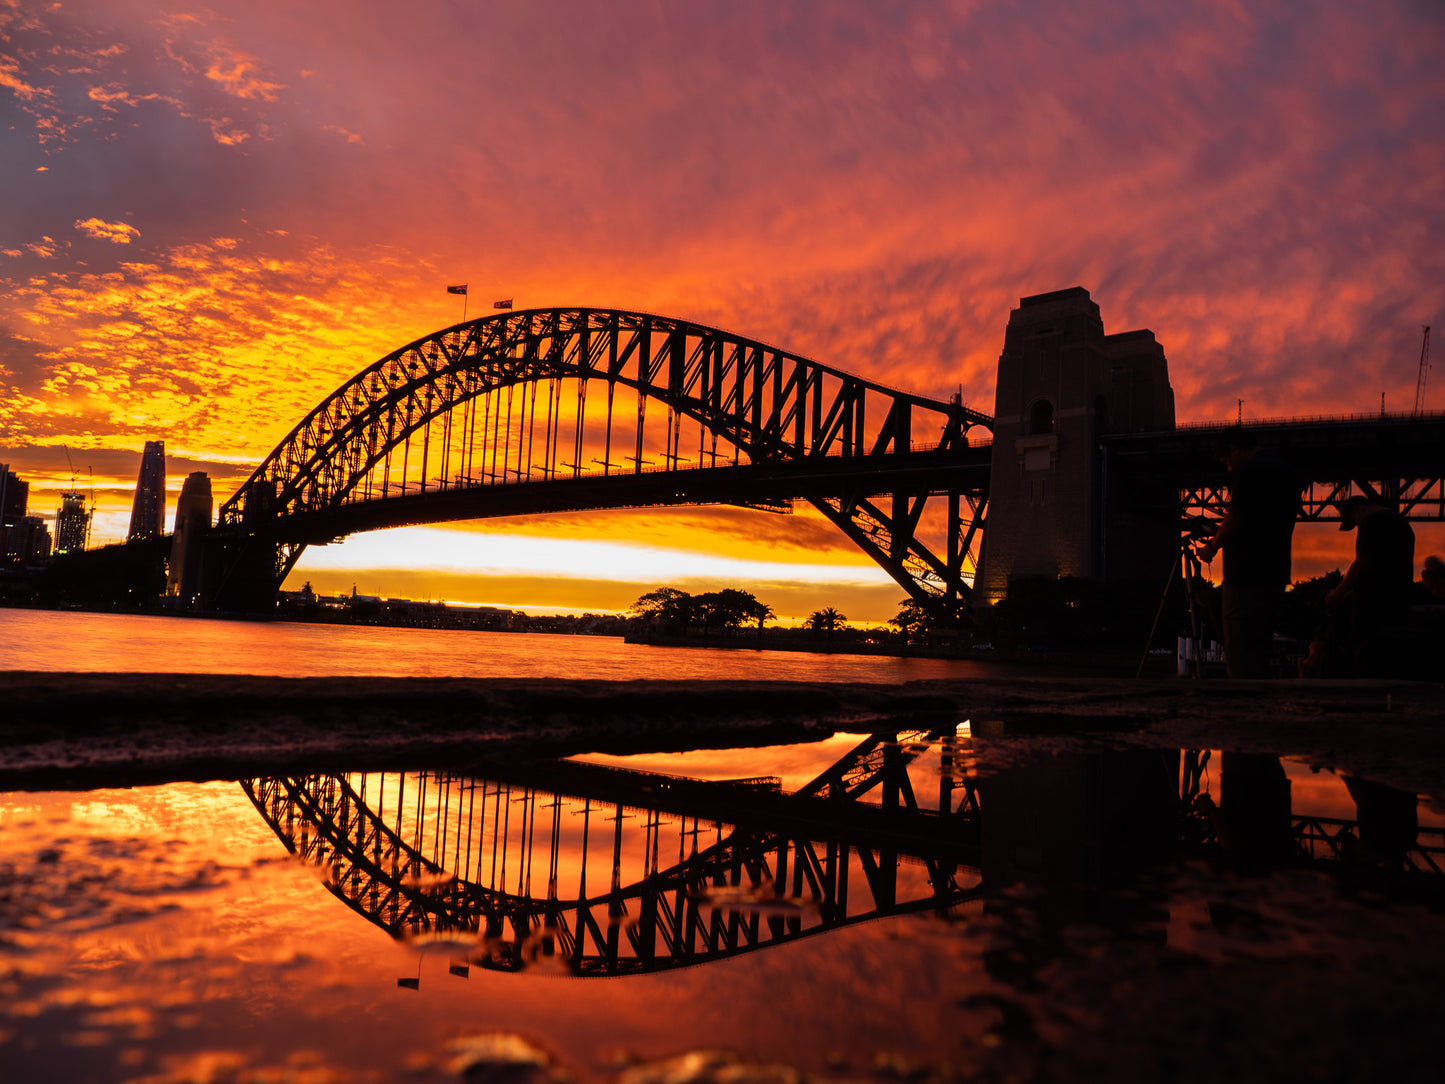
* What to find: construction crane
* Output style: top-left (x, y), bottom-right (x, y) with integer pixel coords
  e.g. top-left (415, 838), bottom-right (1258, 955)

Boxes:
top-left (1415, 325), bottom-right (1431, 416)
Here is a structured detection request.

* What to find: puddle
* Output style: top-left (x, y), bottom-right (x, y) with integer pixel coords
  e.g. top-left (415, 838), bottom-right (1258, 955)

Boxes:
top-left (2, 733), bottom-right (1442, 1082)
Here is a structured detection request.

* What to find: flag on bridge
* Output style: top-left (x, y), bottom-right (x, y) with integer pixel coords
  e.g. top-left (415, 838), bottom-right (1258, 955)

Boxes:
top-left (493, 299), bottom-right (512, 309)
top-left (446, 284), bottom-right (468, 295)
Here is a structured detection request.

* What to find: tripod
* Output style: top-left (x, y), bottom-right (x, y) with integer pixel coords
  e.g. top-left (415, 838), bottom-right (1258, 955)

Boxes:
top-left (1137, 533), bottom-right (1218, 679)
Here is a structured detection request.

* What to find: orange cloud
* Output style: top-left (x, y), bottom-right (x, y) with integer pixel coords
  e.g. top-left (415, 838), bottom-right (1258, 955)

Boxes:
top-left (0, 53), bottom-right (42, 99)
top-left (74, 217), bottom-right (140, 244)
top-left (203, 44), bottom-right (285, 102)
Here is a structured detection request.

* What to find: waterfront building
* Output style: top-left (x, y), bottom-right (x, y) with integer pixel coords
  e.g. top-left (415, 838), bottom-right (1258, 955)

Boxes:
top-left (54, 491), bottom-right (90, 554)
top-left (0, 464), bottom-right (27, 526)
top-left (1, 464), bottom-right (36, 564)
top-left (127, 440), bottom-right (166, 542)
top-left (167, 471), bottom-right (213, 602)
top-left (4, 515), bottom-right (52, 563)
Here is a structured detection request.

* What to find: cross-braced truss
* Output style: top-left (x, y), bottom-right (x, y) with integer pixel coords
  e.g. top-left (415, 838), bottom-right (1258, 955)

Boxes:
top-left (210, 309), bottom-right (991, 612)
top-left (1105, 416), bottom-right (1445, 526)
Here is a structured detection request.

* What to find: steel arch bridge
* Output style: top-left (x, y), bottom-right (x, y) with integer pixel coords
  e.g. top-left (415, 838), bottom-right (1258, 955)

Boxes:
top-left (208, 308), bottom-right (992, 611)
top-left (241, 729), bottom-right (984, 977)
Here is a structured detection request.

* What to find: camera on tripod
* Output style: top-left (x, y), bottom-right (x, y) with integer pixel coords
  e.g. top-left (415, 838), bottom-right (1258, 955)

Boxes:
top-left (1180, 515), bottom-right (1216, 541)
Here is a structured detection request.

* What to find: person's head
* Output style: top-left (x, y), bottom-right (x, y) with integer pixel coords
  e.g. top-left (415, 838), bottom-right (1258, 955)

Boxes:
top-left (1336, 495), bottom-right (1374, 531)
top-left (1423, 554), bottom-right (1445, 599)
top-left (1212, 426), bottom-right (1258, 471)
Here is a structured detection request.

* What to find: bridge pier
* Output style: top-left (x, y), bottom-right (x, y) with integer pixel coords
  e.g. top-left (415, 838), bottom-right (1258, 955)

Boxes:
top-left (976, 287), bottom-right (1178, 604)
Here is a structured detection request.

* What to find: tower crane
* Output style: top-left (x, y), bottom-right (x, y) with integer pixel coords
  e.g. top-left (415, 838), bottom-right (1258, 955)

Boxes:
top-left (1415, 325), bottom-right (1431, 416)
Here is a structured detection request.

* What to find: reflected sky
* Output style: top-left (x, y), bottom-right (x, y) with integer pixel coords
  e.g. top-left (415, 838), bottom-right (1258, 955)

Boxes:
top-left (2, 736), bottom-right (1442, 1083)
top-left (0, 608), bottom-right (1000, 680)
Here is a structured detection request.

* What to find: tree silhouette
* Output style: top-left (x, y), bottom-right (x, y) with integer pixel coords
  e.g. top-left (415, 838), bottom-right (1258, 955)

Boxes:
top-left (694, 589), bottom-right (758, 635)
top-left (806, 607), bottom-right (845, 641)
top-left (750, 599), bottom-right (775, 639)
top-left (891, 599), bottom-right (932, 639)
top-left (632, 587), bottom-right (773, 637)
top-left (630, 587), bottom-right (694, 629)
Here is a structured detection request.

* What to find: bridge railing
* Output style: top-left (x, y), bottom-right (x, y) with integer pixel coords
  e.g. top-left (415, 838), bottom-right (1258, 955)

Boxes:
top-left (1164, 409), bottom-right (1445, 434)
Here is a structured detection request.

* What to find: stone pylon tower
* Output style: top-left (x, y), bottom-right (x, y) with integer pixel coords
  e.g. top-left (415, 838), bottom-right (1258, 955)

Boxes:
top-left (127, 440), bottom-right (166, 542)
top-left (976, 288), bottom-right (1176, 603)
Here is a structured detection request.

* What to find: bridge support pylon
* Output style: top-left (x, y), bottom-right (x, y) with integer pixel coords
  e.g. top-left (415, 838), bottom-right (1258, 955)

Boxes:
top-left (976, 287), bottom-right (1178, 604)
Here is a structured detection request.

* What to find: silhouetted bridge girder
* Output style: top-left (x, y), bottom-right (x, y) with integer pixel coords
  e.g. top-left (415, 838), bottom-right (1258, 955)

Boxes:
top-left (207, 308), bottom-right (992, 612)
top-left (270, 447), bottom-right (992, 547)
top-left (1104, 413), bottom-right (1445, 523)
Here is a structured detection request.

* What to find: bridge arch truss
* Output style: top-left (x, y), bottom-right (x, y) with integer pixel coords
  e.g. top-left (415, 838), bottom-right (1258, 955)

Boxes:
top-left (213, 309), bottom-right (992, 611)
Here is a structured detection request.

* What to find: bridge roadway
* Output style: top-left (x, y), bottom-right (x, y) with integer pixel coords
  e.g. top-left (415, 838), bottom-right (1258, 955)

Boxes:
top-left (252, 445), bottom-right (994, 545)
top-left (256, 410), bottom-right (1445, 550)
top-left (1104, 412), bottom-right (1445, 521)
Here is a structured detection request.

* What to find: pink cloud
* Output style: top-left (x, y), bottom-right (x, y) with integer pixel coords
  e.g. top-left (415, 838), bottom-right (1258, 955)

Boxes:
top-left (202, 42), bottom-right (284, 102)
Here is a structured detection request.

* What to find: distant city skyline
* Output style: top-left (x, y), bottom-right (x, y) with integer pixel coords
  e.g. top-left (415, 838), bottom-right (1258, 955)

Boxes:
top-left (3, 1), bottom-right (1442, 618)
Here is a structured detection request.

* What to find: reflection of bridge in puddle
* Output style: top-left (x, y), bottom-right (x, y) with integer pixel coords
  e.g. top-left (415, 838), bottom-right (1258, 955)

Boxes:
top-left (243, 730), bottom-right (983, 977)
top-left (242, 736), bottom-right (1445, 980)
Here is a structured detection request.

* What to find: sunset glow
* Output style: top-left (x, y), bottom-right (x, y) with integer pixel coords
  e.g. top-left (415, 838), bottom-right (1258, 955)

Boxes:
top-left (4, 1), bottom-right (1442, 619)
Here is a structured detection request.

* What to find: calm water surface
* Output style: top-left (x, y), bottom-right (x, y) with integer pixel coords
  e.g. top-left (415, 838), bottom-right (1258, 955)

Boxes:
top-left (4, 610), bottom-right (1443, 1081)
top-left (0, 608), bottom-right (991, 681)
top-left (2, 732), bottom-right (1442, 1084)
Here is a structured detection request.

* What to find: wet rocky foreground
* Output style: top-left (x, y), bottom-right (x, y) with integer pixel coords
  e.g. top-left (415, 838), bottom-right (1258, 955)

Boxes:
top-left (2, 671), bottom-right (1443, 800)
top-left (2, 673), bottom-right (1443, 1082)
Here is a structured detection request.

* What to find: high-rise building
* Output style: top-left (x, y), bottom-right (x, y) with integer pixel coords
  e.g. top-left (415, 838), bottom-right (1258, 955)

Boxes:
top-left (1, 464), bottom-right (31, 563)
top-left (168, 471), bottom-right (213, 602)
top-left (3, 516), bottom-right (51, 563)
top-left (1, 464), bottom-right (28, 527)
top-left (54, 491), bottom-right (91, 554)
top-left (127, 440), bottom-right (166, 542)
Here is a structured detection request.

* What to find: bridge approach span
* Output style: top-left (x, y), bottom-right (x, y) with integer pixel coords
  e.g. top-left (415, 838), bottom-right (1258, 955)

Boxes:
top-left (1104, 412), bottom-right (1445, 523)
top-left (208, 308), bottom-right (992, 611)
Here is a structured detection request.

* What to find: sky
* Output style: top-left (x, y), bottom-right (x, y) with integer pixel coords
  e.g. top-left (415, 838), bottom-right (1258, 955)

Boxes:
top-left (3, 0), bottom-right (1442, 621)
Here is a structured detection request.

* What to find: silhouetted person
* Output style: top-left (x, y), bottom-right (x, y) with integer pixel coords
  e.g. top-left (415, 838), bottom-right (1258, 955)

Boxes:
top-left (1193, 753), bottom-right (1292, 876)
top-left (1326, 496), bottom-right (1415, 676)
top-left (1420, 554), bottom-right (1445, 603)
top-left (1342, 775), bottom-right (1418, 864)
top-left (1196, 427), bottom-right (1299, 677)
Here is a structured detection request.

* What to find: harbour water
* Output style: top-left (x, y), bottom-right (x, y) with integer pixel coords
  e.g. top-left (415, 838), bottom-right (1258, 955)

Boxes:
top-left (0, 608), bottom-right (991, 682)
top-left (2, 609), bottom-right (1443, 1082)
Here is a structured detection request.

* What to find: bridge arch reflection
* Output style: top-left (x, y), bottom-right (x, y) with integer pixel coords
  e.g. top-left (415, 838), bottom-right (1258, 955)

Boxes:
top-left (243, 738), bottom-right (1445, 980)
top-left (242, 730), bottom-right (985, 976)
